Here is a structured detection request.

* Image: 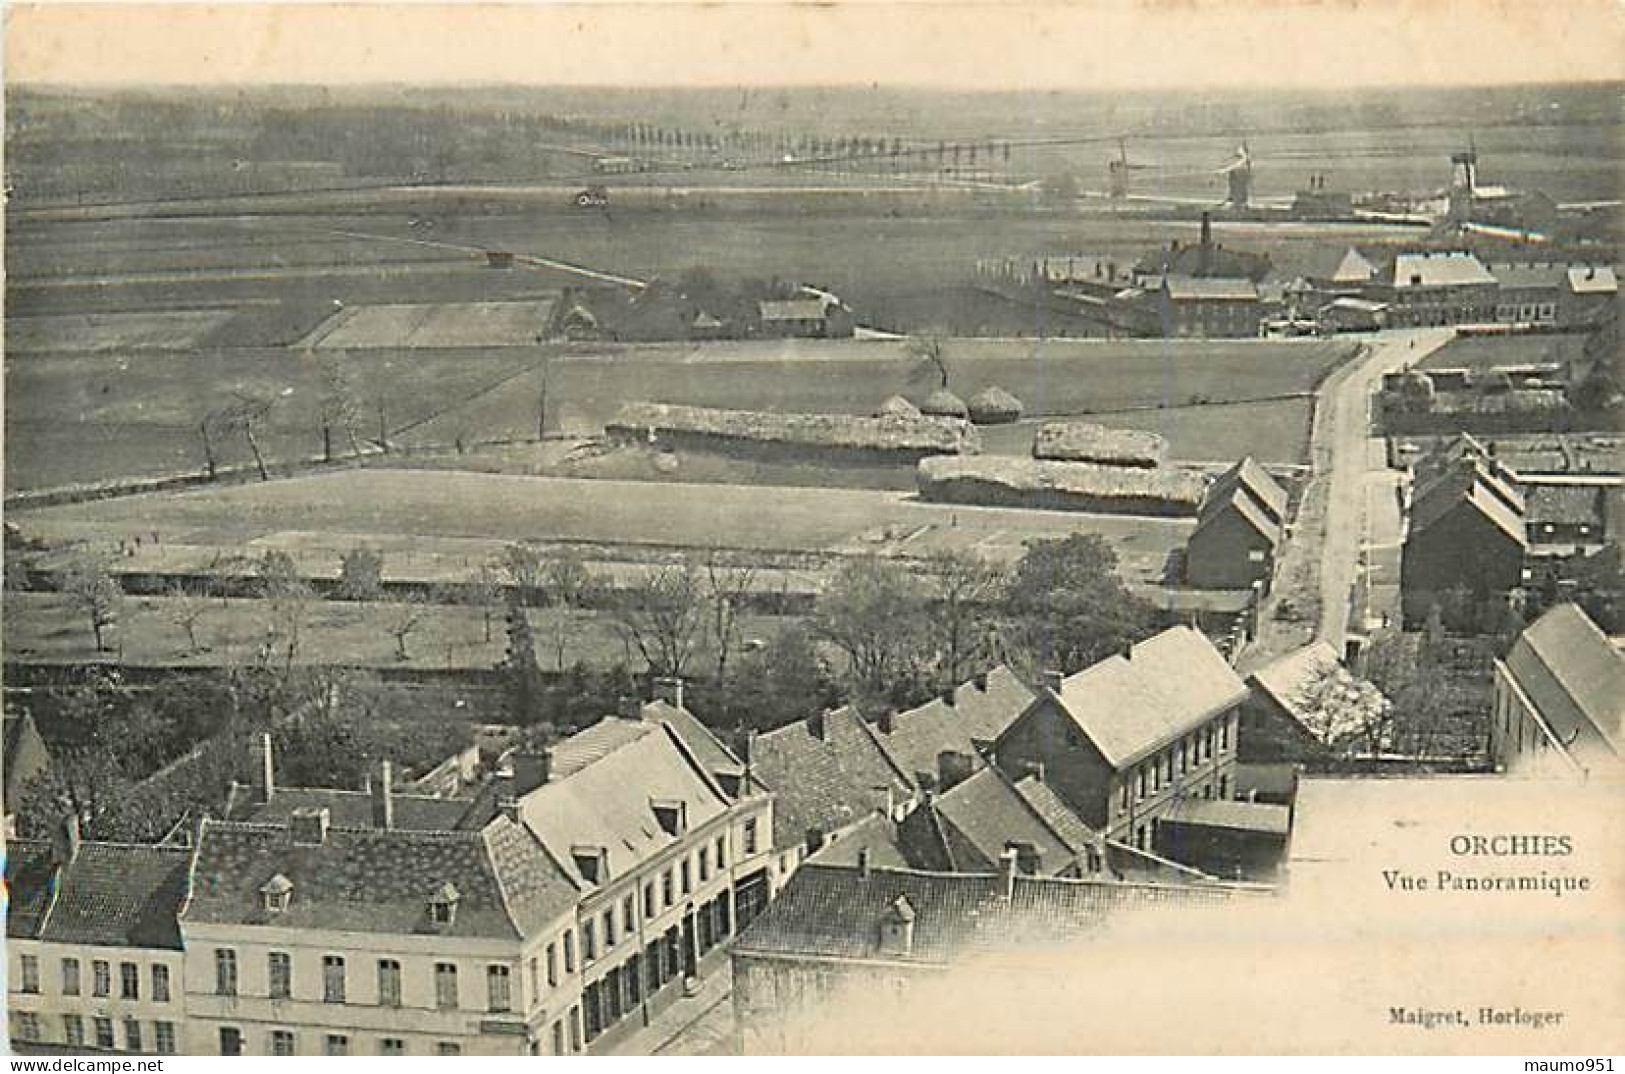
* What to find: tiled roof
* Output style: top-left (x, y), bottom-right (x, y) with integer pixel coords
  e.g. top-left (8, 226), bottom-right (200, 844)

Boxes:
top-left (1567, 265), bottom-right (1617, 295)
top-left (733, 862), bottom-right (1242, 965)
top-left (1248, 642), bottom-right (1390, 745)
top-left (1409, 465), bottom-right (1528, 547)
top-left (1503, 604), bottom-right (1625, 766)
top-left (752, 707), bottom-right (913, 850)
top-left (1013, 775), bottom-right (1105, 858)
top-left (5, 840), bottom-right (192, 949)
top-left (1193, 483), bottom-right (1281, 545)
top-left (1163, 797), bottom-right (1292, 836)
top-left (1488, 262), bottom-right (1569, 291)
top-left (1164, 276), bottom-right (1259, 301)
top-left (1031, 626), bottom-right (1249, 770)
top-left (515, 719), bottom-right (732, 886)
top-left (1393, 251), bottom-right (1494, 289)
top-left (931, 768), bottom-right (1077, 876)
top-left (759, 299), bottom-right (829, 321)
top-left (1527, 485), bottom-right (1607, 529)
top-left (185, 815), bottom-right (578, 940)
top-left (229, 787), bottom-right (477, 831)
top-left (641, 700), bottom-right (746, 782)
top-left (869, 666), bottom-right (1034, 783)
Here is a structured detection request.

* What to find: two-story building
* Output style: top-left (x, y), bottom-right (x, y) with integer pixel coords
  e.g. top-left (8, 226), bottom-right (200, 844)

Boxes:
top-left (5, 818), bottom-right (190, 1054)
top-left (1384, 251), bottom-right (1498, 328)
top-left (988, 626), bottom-right (1252, 858)
top-left (1490, 603), bottom-right (1624, 780)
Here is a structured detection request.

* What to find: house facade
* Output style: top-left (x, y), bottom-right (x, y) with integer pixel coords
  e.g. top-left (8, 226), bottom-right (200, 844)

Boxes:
top-left (1490, 603), bottom-right (1624, 780)
top-left (1384, 251), bottom-right (1498, 328)
top-left (1185, 458), bottom-right (1288, 590)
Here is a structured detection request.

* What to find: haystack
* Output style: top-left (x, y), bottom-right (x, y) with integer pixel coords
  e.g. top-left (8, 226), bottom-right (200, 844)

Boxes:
top-left (920, 388), bottom-right (969, 419)
top-left (875, 395), bottom-right (922, 419)
top-left (917, 456), bottom-right (1203, 517)
top-left (607, 402), bottom-right (981, 455)
top-left (966, 386), bottom-right (1024, 425)
top-left (1032, 422), bottom-right (1168, 469)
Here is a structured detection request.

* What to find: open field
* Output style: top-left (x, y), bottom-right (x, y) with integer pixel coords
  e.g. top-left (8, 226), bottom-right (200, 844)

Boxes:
top-left (6, 309), bottom-right (238, 353)
top-left (9, 468), bottom-right (1193, 582)
top-left (307, 298), bottom-right (558, 349)
top-left (978, 396), bottom-right (1315, 466)
top-left (1418, 332), bottom-right (1594, 372)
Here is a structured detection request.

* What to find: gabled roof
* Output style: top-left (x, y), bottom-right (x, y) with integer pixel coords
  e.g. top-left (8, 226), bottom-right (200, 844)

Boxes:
top-left (1192, 482), bottom-right (1281, 546)
top-left (185, 814), bottom-right (578, 940)
top-left (6, 840), bottom-right (193, 950)
top-left (1392, 251), bottom-right (1494, 289)
top-left (1164, 276), bottom-right (1259, 301)
top-left (1015, 626), bottom-right (1249, 771)
top-left (759, 299), bottom-right (830, 321)
top-left (1247, 642), bottom-right (1390, 747)
top-left (1409, 464), bottom-right (1529, 547)
top-left (640, 700), bottom-right (746, 784)
top-left (930, 767), bottom-right (1078, 876)
top-left (752, 706), bottom-right (913, 849)
top-left (1503, 604), bottom-right (1625, 768)
top-left (868, 666), bottom-right (1034, 783)
top-left (732, 862), bottom-right (1242, 966)
top-left (516, 719), bottom-right (732, 887)
top-left (1203, 457), bottom-right (1288, 524)
top-left (1567, 265), bottom-right (1618, 295)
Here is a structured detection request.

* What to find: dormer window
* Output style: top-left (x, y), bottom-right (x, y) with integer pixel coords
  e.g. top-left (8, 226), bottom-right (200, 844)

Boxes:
top-left (260, 873), bottom-right (293, 914)
top-left (428, 881), bottom-right (461, 927)
top-left (651, 799), bottom-right (687, 837)
top-left (571, 845), bottom-right (609, 886)
top-left (877, 896), bottom-right (916, 958)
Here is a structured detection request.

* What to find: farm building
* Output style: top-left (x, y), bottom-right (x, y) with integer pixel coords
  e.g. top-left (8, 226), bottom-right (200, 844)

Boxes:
top-left (757, 294), bottom-right (855, 339)
top-left (606, 402), bottom-right (981, 465)
top-left (1185, 458), bottom-right (1289, 590)
top-left (1524, 479), bottom-right (1618, 548)
top-left (1157, 275), bottom-right (1263, 339)
top-left (1401, 456), bottom-right (1529, 627)
top-left (917, 456), bottom-right (1205, 517)
top-left (1031, 422), bottom-right (1167, 469)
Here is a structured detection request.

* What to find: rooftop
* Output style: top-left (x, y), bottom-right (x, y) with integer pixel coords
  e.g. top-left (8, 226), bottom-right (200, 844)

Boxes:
top-left (1248, 642), bottom-right (1390, 746)
top-left (1026, 626), bottom-right (1249, 771)
top-left (1392, 251), bottom-right (1495, 289)
top-left (1163, 275), bottom-right (1260, 302)
top-left (1203, 456), bottom-right (1288, 524)
top-left (752, 707), bottom-right (913, 850)
top-left (5, 838), bottom-right (192, 950)
top-left (1502, 604), bottom-right (1625, 770)
top-left (1409, 463), bottom-right (1529, 548)
top-left (868, 666), bottom-right (1034, 784)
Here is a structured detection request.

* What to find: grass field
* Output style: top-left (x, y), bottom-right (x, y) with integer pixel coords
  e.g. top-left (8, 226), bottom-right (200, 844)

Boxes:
top-left (6, 310), bottom-right (238, 353)
top-left (10, 468), bottom-right (1192, 581)
top-left (308, 299), bottom-right (558, 349)
top-left (1418, 332), bottom-right (1594, 372)
top-left (977, 396), bottom-right (1315, 466)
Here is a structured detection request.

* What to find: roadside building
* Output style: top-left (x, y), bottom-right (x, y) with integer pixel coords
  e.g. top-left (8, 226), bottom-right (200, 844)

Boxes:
top-left (1185, 457), bottom-right (1289, 590)
top-left (988, 626), bottom-right (1255, 858)
top-left (5, 820), bottom-right (190, 1055)
top-left (1384, 251), bottom-right (1498, 328)
top-left (1488, 262), bottom-right (1566, 326)
top-left (1157, 275), bottom-right (1262, 338)
top-left (730, 856), bottom-right (1248, 1053)
top-left (1401, 456), bottom-right (1529, 627)
top-left (756, 294), bottom-right (855, 339)
top-left (1239, 642), bottom-right (1390, 764)
top-left (1317, 296), bottom-right (1389, 334)
top-left (1490, 603), bottom-right (1624, 780)
top-left (1524, 479), bottom-right (1616, 549)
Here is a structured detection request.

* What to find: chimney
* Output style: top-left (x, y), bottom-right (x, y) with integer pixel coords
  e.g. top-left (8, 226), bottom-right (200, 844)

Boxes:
top-left (857, 846), bottom-right (872, 878)
top-left (876, 709), bottom-right (895, 735)
top-left (807, 711), bottom-right (827, 741)
top-left (1121, 641), bottom-right (1134, 661)
top-left (497, 795), bottom-right (521, 823)
top-left (370, 759), bottom-right (395, 830)
top-left (251, 732), bottom-right (275, 804)
top-left (652, 676), bottom-right (684, 710)
top-left (289, 807), bottom-right (331, 846)
top-left (52, 813), bottom-right (82, 866)
top-left (1024, 761), bottom-right (1046, 783)
top-left (1039, 669), bottom-right (1064, 693)
top-left (875, 784), bottom-right (896, 820)
top-left (973, 671), bottom-right (988, 691)
top-left (512, 751), bottom-right (551, 797)
top-left (999, 846), bottom-right (1019, 901)
top-left (617, 695), bottom-right (642, 719)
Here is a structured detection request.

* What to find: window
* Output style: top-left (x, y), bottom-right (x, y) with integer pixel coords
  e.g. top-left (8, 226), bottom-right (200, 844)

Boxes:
top-left (662, 869), bottom-right (674, 907)
top-left (437, 1042), bottom-right (462, 1055)
top-left (699, 846), bottom-right (710, 882)
top-left (604, 908), bottom-right (617, 949)
top-left (379, 1038), bottom-right (405, 1056)
top-left (1164, 752), bottom-right (1174, 783)
top-left (62, 957), bottom-right (80, 996)
top-left (92, 959), bottom-right (110, 997)
top-left (563, 930), bottom-right (576, 973)
top-left (322, 955), bottom-right (346, 1004)
top-left (624, 892), bottom-right (637, 933)
top-left (1219, 774), bottom-right (1229, 799)
top-left (324, 1035), bottom-right (349, 1056)
top-left (1219, 716), bottom-right (1230, 750)
top-left (744, 818), bottom-right (758, 855)
top-left (528, 956), bottom-right (539, 1002)
top-left (154, 1022), bottom-right (176, 1055)
top-left (13, 1013), bottom-right (42, 1043)
top-left (151, 964), bottom-right (171, 1003)
top-left (271, 1030), bottom-right (295, 1056)
top-left (125, 1019), bottom-right (143, 1053)
top-left (94, 1017), bottom-right (115, 1050)
top-left (552, 1020), bottom-right (566, 1056)
top-left (1136, 767), bottom-right (1147, 800)
top-left (119, 961), bottom-right (139, 1000)
top-left (487, 965), bottom-right (512, 1013)
top-left (219, 1027), bottom-right (243, 1056)
top-left (644, 882), bottom-right (656, 918)
top-left (377, 960), bottom-right (402, 1007)
top-left (17, 954), bottom-right (39, 994)
top-left (716, 835), bottom-right (727, 868)
top-left (64, 1015), bottom-right (85, 1048)
top-left (546, 942), bottom-right (559, 986)
top-left (569, 1006), bottom-right (582, 1052)
top-left (681, 858), bottom-right (692, 895)
top-left (583, 920), bottom-right (597, 961)
top-left (1119, 780), bottom-right (1129, 811)
top-left (268, 952), bottom-right (292, 999)
top-left (214, 949), bottom-right (238, 996)
top-left (435, 962), bottom-right (459, 1009)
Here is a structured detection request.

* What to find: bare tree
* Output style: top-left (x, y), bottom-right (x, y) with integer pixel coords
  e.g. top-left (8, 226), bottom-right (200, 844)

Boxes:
top-left (62, 553), bottom-right (122, 652)
top-left (704, 549), bottom-right (758, 683)
top-left (501, 543), bottom-right (544, 605)
top-left (468, 563), bottom-right (504, 643)
top-left (815, 556), bottom-right (928, 701)
top-left (166, 581), bottom-right (211, 654)
top-left (206, 393), bottom-right (277, 481)
top-left (908, 332), bottom-right (950, 389)
top-left (543, 553), bottom-right (603, 671)
top-left (318, 354), bottom-right (365, 462)
top-left (384, 595), bottom-right (427, 662)
top-left (921, 550), bottom-right (1007, 688)
top-left (610, 558), bottom-right (707, 678)
top-left (259, 551), bottom-right (314, 676)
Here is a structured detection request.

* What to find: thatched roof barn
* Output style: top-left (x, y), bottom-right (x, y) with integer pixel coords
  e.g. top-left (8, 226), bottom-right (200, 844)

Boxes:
top-left (918, 456), bottom-right (1204, 517)
top-left (609, 402), bottom-right (981, 456)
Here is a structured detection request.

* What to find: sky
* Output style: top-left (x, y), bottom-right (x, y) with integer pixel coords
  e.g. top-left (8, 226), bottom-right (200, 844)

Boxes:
top-left (5, 2), bottom-right (1623, 91)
